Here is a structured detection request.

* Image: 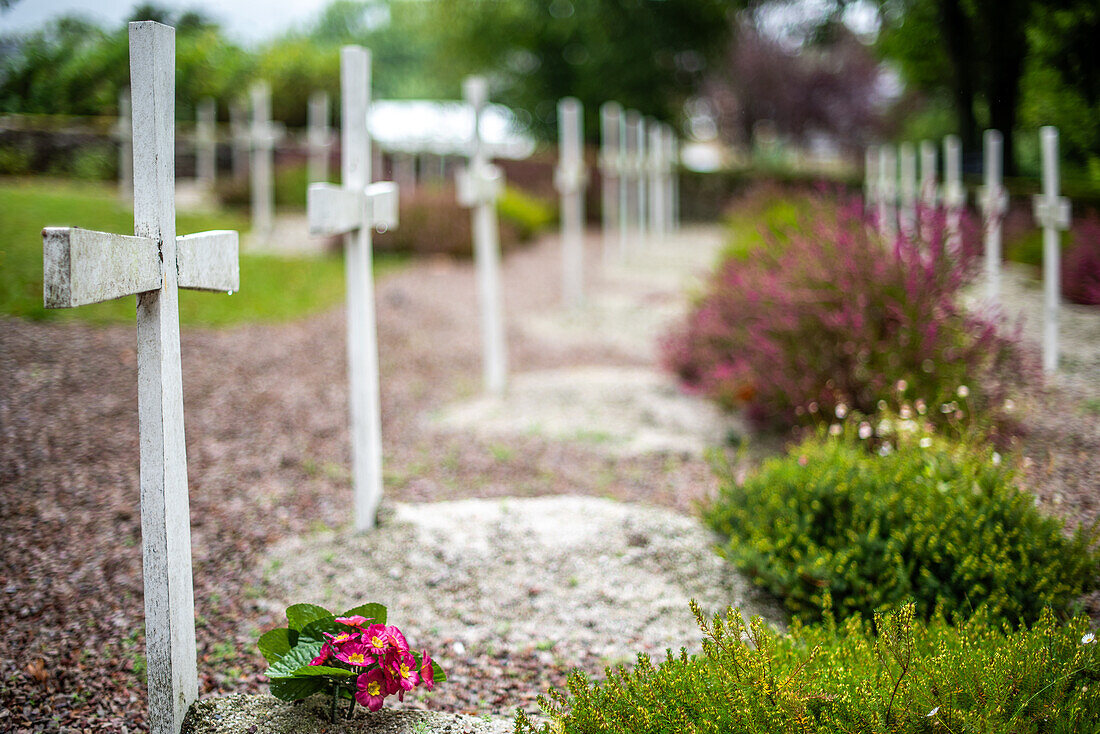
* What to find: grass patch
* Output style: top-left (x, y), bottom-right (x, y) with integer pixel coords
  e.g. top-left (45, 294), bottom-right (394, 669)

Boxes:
top-left (0, 177), bottom-right (404, 326)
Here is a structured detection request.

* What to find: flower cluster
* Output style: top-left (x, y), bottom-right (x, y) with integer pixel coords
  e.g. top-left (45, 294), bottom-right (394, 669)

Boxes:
top-left (310, 616), bottom-right (435, 711)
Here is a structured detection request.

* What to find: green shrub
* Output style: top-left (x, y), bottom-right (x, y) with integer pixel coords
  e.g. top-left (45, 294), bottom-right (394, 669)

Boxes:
top-left (517, 602), bottom-right (1100, 734)
top-left (0, 144), bottom-right (32, 175)
top-left (703, 432), bottom-right (1100, 626)
top-left (498, 185), bottom-right (555, 242)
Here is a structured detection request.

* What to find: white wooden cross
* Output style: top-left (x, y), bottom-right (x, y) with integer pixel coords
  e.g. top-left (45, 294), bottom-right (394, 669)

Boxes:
top-left (249, 81), bottom-right (281, 241)
top-left (1033, 126), bottom-right (1071, 374)
top-left (229, 100), bottom-right (249, 179)
top-left (978, 129), bottom-right (1008, 302)
top-left (899, 142), bottom-right (917, 238)
top-left (877, 145), bottom-right (897, 242)
top-left (647, 119), bottom-right (667, 241)
top-left (864, 145), bottom-right (878, 221)
top-left (42, 22), bottom-right (239, 734)
top-left (117, 87), bottom-right (133, 199)
top-left (307, 46), bottom-right (398, 531)
top-left (307, 90), bottom-right (333, 184)
top-left (195, 97), bottom-right (216, 191)
top-left (942, 134), bottom-right (965, 251)
top-left (598, 101), bottom-right (623, 266)
top-left (919, 140), bottom-right (938, 239)
top-left (456, 76), bottom-right (507, 395)
top-left (669, 130), bottom-right (681, 231)
top-left (630, 112), bottom-right (648, 244)
top-left (555, 97), bottom-right (587, 307)
top-left (664, 125), bottom-right (678, 236)
top-left (619, 110), bottom-right (640, 257)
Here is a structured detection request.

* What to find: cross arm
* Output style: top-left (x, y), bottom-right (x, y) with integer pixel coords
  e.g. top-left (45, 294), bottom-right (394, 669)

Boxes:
top-left (308, 182), bottom-right (400, 236)
top-left (554, 163), bottom-right (588, 195)
top-left (456, 163), bottom-right (503, 208)
top-left (176, 230), bottom-right (240, 292)
top-left (43, 226), bottom-right (161, 308)
top-left (1032, 195), bottom-right (1071, 231)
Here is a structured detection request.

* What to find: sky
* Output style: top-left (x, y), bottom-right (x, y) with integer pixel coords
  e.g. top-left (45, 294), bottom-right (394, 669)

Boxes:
top-left (0, 0), bottom-right (335, 44)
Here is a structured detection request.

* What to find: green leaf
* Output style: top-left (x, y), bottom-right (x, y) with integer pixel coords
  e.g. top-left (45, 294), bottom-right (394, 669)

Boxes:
top-left (257, 628), bottom-right (296, 665)
top-left (340, 602), bottom-right (387, 626)
top-left (264, 641), bottom-right (325, 680)
top-left (269, 676), bottom-right (325, 701)
top-left (291, 665), bottom-right (360, 678)
top-left (431, 660), bottom-right (446, 683)
top-left (298, 616), bottom-right (343, 645)
top-left (286, 603), bottom-right (333, 632)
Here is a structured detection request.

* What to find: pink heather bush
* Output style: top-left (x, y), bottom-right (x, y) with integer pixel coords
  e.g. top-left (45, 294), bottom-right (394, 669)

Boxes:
top-left (663, 193), bottom-right (1027, 433)
top-left (1063, 212), bottom-right (1100, 306)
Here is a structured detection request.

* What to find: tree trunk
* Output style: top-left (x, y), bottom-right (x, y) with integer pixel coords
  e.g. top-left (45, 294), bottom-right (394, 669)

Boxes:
top-left (937, 0), bottom-right (978, 153)
top-left (983, 0), bottom-right (1029, 176)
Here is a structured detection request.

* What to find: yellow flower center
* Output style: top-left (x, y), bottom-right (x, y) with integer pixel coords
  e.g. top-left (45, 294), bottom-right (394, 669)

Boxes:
top-left (348, 653), bottom-right (365, 665)
top-left (400, 663), bottom-right (410, 678)
top-left (371, 635), bottom-right (386, 648)
top-left (367, 681), bottom-right (380, 696)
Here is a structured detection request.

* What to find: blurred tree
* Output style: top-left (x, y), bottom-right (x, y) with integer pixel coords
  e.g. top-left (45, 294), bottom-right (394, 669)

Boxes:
top-left (704, 17), bottom-right (882, 151)
top-left (431, 0), bottom-right (734, 140)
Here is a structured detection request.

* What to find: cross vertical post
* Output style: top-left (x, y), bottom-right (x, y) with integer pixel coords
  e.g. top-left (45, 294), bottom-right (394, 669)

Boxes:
top-left (117, 87), bottom-right (133, 200)
top-left (599, 101), bottom-right (622, 267)
top-left (864, 145), bottom-right (878, 222)
top-left (979, 129), bottom-right (1008, 303)
top-left (919, 140), bottom-right (938, 238)
top-left (556, 97), bottom-right (586, 307)
top-left (618, 110), bottom-right (633, 260)
top-left (647, 119), bottom-right (666, 241)
top-left (250, 82), bottom-right (276, 242)
top-left (307, 46), bottom-right (398, 530)
top-left (942, 134), bottom-right (965, 251)
top-left (1032, 126), bottom-right (1071, 374)
top-left (457, 76), bottom-right (507, 395)
top-left (195, 98), bottom-right (216, 191)
top-left (664, 126), bottom-right (677, 236)
top-left (899, 142), bottom-right (917, 238)
top-left (877, 145), bottom-right (897, 242)
top-left (630, 112), bottom-right (647, 245)
top-left (669, 131), bottom-right (680, 231)
top-left (307, 90), bottom-right (332, 184)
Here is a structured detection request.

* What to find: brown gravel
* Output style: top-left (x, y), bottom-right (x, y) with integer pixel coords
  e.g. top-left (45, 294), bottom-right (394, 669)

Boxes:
top-left (1, 227), bottom-right (1097, 733)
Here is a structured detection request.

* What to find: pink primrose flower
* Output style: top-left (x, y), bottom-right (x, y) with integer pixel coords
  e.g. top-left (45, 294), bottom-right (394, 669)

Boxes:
top-left (355, 668), bottom-right (388, 712)
top-left (386, 625), bottom-right (410, 653)
top-left (419, 650), bottom-right (434, 691)
top-left (363, 624), bottom-right (390, 658)
top-left (391, 651), bottom-right (419, 692)
top-left (333, 639), bottom-right (375, 667)
top-left (335, 615), bottom-right (372, 629)
top-left (309, 641), bottom-right (333, 666)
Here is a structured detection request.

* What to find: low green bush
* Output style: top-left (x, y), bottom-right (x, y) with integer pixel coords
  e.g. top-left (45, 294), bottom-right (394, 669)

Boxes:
top-left (703, 431), bottom-right (1100, 626)
top-left (498, 185), bottom-right (555, 242)
top-left (517, 602), bottom-right (1100, 734)
top-left (0, 144), bottom-right (32, 175)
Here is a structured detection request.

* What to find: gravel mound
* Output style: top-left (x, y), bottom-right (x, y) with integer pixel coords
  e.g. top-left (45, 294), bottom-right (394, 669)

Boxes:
top-left (183, 694), bottom-right (512, 734)
top-left (430, 367), bottom-right (744, 457)
top-left (258, 496), bottom-right (782, 670)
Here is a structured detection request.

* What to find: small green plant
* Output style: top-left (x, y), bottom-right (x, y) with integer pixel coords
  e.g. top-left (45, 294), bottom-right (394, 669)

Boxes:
top-left (704, 431), bottom-right (1100, 626)
top-left (515, 602), bottom-right (1100, 733)
top-left (498, 185), bottom-right (555, 241)
top-left (258, 602), bottom-right (445, 722)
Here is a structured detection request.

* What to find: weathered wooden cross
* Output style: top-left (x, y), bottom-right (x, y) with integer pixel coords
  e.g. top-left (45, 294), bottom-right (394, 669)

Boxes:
top-left (456, 76), bottom-right (508, 395)
top-left (877, 145), bottom-right (897, 242)
top-left (117, 87), bottom-right (133, 199)
top-left (195, 97), bottom-right (217, 191)
top-left (630, 112), bottom-right (648, 244)
top-left (665, 126), bottom-right (680, 235)
top-left (42, 21), bottom-right (240, 734)
top-left (898, 142), bottom-right (917, 238)
top-left (556, 97), bottom-right (587, 307)
top-left (307, 90), bottom-right (333, 184)
top-left (249, 81), bottom-right (281, 241)
top-left (647, 120), bottom-right (667, 241)
top-left (942, 134), bottom-right (965, 250)
top-left (1032, 126), bottom-right (1071, 374)
top-left (919, 140), bottom-right (938, 238)
top-left (599, 101), bottom-right (623, 266)
top-left (307, 46), bottom-right (398, 531)
top-left (864, 145), bottom-right (878, 219)
top-left (978, 129), bottom-right (1008, 302)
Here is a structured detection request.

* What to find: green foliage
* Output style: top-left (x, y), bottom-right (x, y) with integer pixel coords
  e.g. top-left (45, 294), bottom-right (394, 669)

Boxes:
top-left (517, 602), bottom-right (1100, 734)
top-left (703, 432), bottom-right (1100, 626)
top-left (433, 0), bottom-right (733, 139)
top-left (67, 145), bottom-right (116, 180)
top-left (497, 186), bottom-right (555, 242)
top-left (0, 177), bottom-right (397, 326)
top-left (0, 144), bottom-right (32, 175)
